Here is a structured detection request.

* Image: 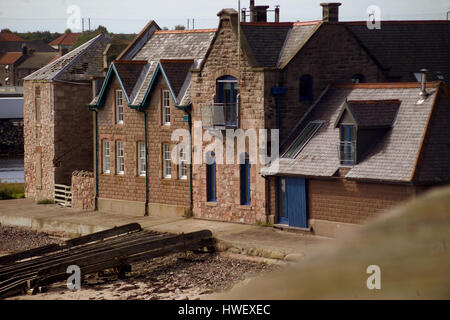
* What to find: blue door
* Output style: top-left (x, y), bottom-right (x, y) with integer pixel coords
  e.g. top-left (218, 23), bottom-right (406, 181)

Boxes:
top-left (278, 177), bottom-right (308, 228)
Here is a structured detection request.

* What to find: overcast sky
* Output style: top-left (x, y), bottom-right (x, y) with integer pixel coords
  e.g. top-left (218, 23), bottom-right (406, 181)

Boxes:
top-left (1, 0), bottom-right (449, 33)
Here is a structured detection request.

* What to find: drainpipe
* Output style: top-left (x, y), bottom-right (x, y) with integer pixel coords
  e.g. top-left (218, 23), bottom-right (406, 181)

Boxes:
top-left (176, 105), bottom-right (193, 212)
top-left (271, 86), bottom-right (287, 130)
top-left (138, 107), bottom-right (149, 216)
top-left (91, 108), bottom-right (99, 210)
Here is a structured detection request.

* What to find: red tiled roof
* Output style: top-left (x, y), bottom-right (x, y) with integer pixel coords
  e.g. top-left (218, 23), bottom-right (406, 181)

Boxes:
top-left (0, 52), bottom-right (23, 65)
top-left (48, 33), bottom-right (82, 46)
top-left (0, 32), bottom-right (25, 42)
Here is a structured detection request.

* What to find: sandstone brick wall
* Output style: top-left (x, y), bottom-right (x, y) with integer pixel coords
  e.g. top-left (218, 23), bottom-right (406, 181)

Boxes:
top-left (279, 23), bottom-right (385, 139)
top-left (267, 176), bottom-right (419, 225)
top-left (308, 179), bottom-right (417, 224)
top-left (71, 170), bottom-right (94, 210)
top-left (97, 76), bottom-right (190, 210)
top-left (191, 13), bottom-right (268, 225)
top-left (23, 81), bottom-right (55, 200)
top-left (23, 80), bottom-right (93, 201)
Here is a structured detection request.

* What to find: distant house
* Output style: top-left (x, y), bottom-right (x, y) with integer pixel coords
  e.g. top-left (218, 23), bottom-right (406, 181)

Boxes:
top-left (0, 86), bottom-right (23, 156)
top-left (262, 81), bottom-right (450, 237)
top-left (16, 51), bottom-right (59, 86)
top-left (48, 32), bottom-right (81, 55)
top-left (0, 32), bottom-right (25, 56)
top-left (23, 34), bottom-right (112, 201)
top-left (0, 52), bottom-right (26, 86)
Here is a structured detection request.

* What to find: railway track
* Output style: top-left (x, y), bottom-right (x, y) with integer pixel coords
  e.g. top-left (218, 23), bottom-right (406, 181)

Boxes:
top-left (0, 223), bottom-right (214, 299)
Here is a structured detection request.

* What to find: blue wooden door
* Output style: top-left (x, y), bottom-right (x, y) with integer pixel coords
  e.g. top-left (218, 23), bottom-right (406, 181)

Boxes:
top-left (279, 178), bottom-right (308, 228)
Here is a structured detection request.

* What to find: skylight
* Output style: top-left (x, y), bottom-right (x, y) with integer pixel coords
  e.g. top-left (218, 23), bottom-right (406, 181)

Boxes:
top-left (283, 120), bottom-right (324, 158)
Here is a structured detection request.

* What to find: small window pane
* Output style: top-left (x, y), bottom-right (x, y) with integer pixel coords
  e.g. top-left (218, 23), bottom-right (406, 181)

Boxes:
top-left (162, 90), bottom-right (170, 125)
top-left (179, 144), bottom-right (188, 179)
top-left (103, 141), bottom-right (110, 173)
top-left (163, 144), bottom-right (171, 178)
top-left (116, 90), bottom-right (123, 123)
top-left (116, 141), bottom-right (124, 174)
top-left (138, 142), bottom-right (146, 176)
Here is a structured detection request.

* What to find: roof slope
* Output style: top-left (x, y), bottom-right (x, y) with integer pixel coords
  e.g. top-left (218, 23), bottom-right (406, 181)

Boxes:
top-left (0, 52), bottom-right (23, 65)
top-left (160, 60), bottom-right (194, 98)
top-left (25, 34), bottom-right (111, 81)
top-left (130, 29), bottom-right (216, 106)
top-left (264, 83), bottom-right (447, 183)
top-left (0, 32), bottom-right (24, 42)
top-left (48, 33), bottom-right (81, 46)
top-left (114, 61), bottom-right (147, 97)
top-left (346, 21), bottom-right (450, 84)
top-left (17, 52), bottom-right (58, 69)
top-left (345, 100), bottom-right (400, 128)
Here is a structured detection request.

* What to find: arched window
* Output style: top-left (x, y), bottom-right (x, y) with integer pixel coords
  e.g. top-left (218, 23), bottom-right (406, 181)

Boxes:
top-left (206, 151), bottom-right (216, 202)
top-left (352, 74), bottom-right (365, 84)
top-left (240, 153), bottom-right (251, 206)
top-left (299, 74), bottom-right (313, 102)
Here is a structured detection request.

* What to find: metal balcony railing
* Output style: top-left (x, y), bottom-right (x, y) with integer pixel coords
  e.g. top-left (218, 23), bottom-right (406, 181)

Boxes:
top-left (200, 100), bottom-right (239, 129)
top-left (338, 141), bottom-right (356, 165)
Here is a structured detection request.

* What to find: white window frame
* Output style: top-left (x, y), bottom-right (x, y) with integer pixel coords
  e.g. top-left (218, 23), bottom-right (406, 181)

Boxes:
top-left (102, 141), bottom-right (110, 174)
top-left (162, 90), bottom-right (170, 125)
top-left (138, 142), bottom-right (146, 177)
top-left (116, 141), bottom-right (124, 175)
top-left (178, 144), bottom-right (188, 180)
top-left (163, 143), bottom-right (172, 179)
top-left (116, 90), bottom-right (124, 124)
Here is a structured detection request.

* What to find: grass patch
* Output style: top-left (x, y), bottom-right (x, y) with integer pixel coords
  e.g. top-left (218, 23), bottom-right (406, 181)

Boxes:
top-left (37, 199), bottom-right (54, 205)
top-left (0, 181), bottom-right (25, 200)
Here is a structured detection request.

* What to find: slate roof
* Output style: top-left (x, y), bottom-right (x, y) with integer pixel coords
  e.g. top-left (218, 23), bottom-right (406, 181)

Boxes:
top-left (262, 82), bottom-right (450, 184)
top-left (160, 59), bottom-right (194, 98)
top-left (129, 29), bottom-right (215, 106)
top-left (0, 52), bottom-right (23, 65)
top-left (48, 33), bottom-right (81, 46)
top-left (25, 40), bottom-right (57, 52)
top-left (346, 21), bottom-right (450, 85)
top-left (342, 100), bottom-right (401, 128)
top-left (24, 34), bottom-right (111, 81)
top-left (113, 60), bottom-right (148, 98)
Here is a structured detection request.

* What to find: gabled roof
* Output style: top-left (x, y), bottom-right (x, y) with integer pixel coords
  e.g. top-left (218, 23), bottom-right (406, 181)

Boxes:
top-left (17, 52), bottom-right (59, 70)
top-left (262, 82), bottom-right (450, 184)
top-left (0, 32), bottom-right (24, 42)
top-left (129, 28), bottom-right (215, 106)
top-left (48, 33), bottom-right (81, 46)
top-left (0, 52), bottom-right (23, 65)
top-left (25, 34), bottom-right (111, 81)
top-left (25, 40), bottom-right (57, 52)
top-left (346, 21), bottom-right (450, 84)
top-left (335, 100), bottom-right (401, 128)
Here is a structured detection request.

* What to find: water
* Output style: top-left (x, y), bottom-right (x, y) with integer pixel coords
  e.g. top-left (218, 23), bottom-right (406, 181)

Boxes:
top-left (0, 158), bottom-right (24, 183)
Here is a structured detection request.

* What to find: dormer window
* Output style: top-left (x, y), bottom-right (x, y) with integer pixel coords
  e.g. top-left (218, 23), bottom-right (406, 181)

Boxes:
top-left (335, 99), bottom-right (401, 166)
top-left (340, 125), bottom-right (356, 165)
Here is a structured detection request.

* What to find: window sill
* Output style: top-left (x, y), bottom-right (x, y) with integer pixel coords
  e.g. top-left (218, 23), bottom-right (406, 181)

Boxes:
top-left (206, 202), bottom-right (217, 207)
top-left (238, 205), bottom-right (253, 210)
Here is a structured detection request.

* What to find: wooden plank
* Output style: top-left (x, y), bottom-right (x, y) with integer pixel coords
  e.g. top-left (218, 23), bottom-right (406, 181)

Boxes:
top-left (0, 244), bottom-right (60, 266)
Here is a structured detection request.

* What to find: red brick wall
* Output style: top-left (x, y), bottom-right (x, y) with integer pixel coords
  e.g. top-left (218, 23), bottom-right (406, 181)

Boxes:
top-left (97, 76), bottom-right (190, 208)
top-left (307, 179), bottom-right (417, 224)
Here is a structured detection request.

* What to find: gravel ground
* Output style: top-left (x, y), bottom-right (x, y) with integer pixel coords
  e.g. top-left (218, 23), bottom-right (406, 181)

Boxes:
top-left (1, 225), bottom-right (280, 300)
top-left (0, 225), bottom-right (65, 255)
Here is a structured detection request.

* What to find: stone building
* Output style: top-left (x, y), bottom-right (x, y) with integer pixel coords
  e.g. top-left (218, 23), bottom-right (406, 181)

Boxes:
top-left (89, 22), bottom-right (215, 216)
top-left (262, 81), bottom-right (450, 237)
top-left (23, 34), bottom-right (112, 201)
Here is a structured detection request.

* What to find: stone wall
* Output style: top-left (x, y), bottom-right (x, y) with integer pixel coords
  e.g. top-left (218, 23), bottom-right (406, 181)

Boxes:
top-left (0, 119), bottom-right (23, 156)
top-left (191, 11), bottom-right (268, 225)
top-left (71, 170), bottom-right (95, 210)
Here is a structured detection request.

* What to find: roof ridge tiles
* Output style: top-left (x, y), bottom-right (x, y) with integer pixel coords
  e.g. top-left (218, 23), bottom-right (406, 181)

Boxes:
top-left (332, 82), bottom-right (442, 89)
top-left (154, 29), bottom-right (216, 34)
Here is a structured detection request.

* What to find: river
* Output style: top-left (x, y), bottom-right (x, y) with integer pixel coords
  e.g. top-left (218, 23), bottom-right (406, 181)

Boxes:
top-left (0, 158), bottom-right (24, 183)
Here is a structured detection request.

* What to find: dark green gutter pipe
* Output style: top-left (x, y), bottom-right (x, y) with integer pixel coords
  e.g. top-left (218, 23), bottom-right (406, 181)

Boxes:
top-left (89, 107), bottom-right (99, 211)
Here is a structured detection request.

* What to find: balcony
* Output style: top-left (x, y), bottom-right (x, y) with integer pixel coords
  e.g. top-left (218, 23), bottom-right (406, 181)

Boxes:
top-left (200, 102), bottom-right (239, 129)
top-left (338, 141), bottom-right (356, 166)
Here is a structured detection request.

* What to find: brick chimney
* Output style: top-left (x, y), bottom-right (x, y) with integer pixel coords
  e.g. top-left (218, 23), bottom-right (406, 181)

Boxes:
top-left (320, 3), bottom-right (342, 23)
top-left (249, 0), bottom-right (269, 22)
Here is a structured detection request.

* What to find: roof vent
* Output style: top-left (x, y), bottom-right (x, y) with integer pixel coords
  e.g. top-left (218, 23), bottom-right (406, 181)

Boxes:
top-left (419, 69), bottom-right (429, 99)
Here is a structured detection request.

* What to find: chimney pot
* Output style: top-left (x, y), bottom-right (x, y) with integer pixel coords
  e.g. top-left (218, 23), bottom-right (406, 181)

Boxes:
top-left (420, 69), bottom-right (429, 99)
top-left (275, 6), bottom-right (280, 23)
top-left (320, 3), bottom-right (341, 23)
